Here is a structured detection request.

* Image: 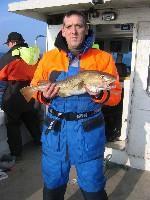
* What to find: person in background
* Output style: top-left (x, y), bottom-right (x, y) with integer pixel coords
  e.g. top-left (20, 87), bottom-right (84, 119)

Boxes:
top-left (31, 10), bottom-right (122, 200)
top-left (115, 52), bottom-right (127, 80)
top-left (102, 52), bottom-right (127, 141)
top-left (0, 32), bottom-right (41, 161)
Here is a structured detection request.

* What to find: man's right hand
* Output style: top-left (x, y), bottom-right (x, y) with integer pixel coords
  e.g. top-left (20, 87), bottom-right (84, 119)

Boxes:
top-left (42, 83), bottom-right (60, 100)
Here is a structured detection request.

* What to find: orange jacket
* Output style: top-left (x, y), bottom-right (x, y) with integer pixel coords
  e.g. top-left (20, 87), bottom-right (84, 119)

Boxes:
top-left (0, 59), bottom-right (37, 81)
top-left (31, 48), bottom-right (122, 106)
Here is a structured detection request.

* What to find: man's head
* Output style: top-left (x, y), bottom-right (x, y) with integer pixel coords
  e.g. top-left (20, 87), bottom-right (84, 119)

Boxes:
top-left (4, 32), bottom-right (25, 48)
top-left (62, 10), bottom-right (88, 50)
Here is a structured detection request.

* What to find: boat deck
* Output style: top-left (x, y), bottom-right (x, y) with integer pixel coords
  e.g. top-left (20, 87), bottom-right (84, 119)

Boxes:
top-left (0, 142), bottom-right (150, 200)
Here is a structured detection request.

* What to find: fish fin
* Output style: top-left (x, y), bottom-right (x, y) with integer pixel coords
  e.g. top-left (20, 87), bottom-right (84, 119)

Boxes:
top-left (20, 86), bottom-right (35, 102)
top-left (58, 92), bottom-right (65, 97)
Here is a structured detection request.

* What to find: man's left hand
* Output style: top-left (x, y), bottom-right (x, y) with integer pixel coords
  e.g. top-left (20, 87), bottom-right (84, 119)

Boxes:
top-left (85, 86), bottom-right (103, 98)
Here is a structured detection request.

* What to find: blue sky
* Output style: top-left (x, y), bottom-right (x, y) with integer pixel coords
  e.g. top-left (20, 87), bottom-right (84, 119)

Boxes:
top-left (0, 0), bottom-right (46, 53)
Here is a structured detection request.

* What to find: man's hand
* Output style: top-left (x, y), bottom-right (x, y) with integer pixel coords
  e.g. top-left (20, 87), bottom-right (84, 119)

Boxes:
top-left (85, 86), bottom-right (104, 99)
top-left (84, 86), bottom-right (101, 96)
top-left (85, 86), bottom-right (97, 96)
top-left (42, 82), bottom-right (60, 100)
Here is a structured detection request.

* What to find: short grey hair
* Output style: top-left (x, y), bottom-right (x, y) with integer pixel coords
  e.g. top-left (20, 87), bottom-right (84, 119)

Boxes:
top-left (63, 10), bottom-right (88, 26)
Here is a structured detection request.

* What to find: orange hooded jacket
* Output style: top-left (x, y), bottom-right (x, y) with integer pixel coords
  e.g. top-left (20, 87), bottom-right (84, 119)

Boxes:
top-left (31, 48), bottom-right (122, 106)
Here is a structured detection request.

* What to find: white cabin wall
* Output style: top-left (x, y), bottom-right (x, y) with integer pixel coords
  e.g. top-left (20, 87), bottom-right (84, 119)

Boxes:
top-left (47, 25), bottom-right (62, 50)
top-left (127, 22), bottom-right (150, 161)
top-left (91, 7), bottom-right (150, 170)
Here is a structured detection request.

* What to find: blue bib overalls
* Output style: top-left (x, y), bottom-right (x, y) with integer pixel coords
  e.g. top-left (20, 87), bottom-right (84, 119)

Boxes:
top-left (41, 60), bottom-right (107, 198)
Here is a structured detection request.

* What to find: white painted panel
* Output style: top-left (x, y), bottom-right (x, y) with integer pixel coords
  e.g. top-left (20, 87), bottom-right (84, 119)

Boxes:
top-left (120, 80), bottom-right (130, 140)
top-left (131, 23), bottom-right (150, 110)
top-left (128, 109), bottom-right (150, 159)
top-left (47, 25), bottom-right (62, 50)
top-left (105, 147), bottom-right (128, 166)
top-left (138, 23), bottom-right (150, 38)
top-left (126, 22), bottom-right (150, 164)
top-left (105, 146), bottom-right (150, 171)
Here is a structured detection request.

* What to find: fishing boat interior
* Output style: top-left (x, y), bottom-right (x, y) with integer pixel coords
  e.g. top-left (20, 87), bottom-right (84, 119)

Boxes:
top-left (93, 23), bottom-right (133, 148)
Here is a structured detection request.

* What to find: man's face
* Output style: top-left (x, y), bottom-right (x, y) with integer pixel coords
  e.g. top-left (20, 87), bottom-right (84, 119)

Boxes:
top-left (7, 41), bottom-right (16, 48)
top-left (62, 14), bottom-right (88, 50)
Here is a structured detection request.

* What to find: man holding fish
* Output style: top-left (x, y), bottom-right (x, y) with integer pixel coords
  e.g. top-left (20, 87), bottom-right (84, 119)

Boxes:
top-left (26, 10), bottom-right (122, 200)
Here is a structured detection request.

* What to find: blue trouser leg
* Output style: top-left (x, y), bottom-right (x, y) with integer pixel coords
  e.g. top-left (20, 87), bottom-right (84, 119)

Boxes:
top-left (42, 154), bottom-right (106, 200)
top-left (42, 154), bottom-right (70, 189)
top-left (42, 158), bottom-right (70, 200)
top-left (43, 184), bottom-right (67, 200)
top-left (76, 157), bottom-right (108, 200)
top-left (76, 157), bottom-right (106, 192)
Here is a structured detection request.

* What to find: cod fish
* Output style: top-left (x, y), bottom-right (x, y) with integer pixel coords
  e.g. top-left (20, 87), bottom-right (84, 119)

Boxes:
top-left (20, 70), bottom-right (116, 102)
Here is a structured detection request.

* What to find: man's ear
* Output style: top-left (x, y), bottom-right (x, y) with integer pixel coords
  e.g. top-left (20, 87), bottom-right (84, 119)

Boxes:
top-left (61, 28), bottom-right (65, 37)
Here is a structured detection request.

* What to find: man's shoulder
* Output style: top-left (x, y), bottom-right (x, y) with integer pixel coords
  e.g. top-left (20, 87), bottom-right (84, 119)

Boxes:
top-left (91, 48), bottom-right (111, 56)
top-left (89, 48), bottom-right (111, 58)
top-left (43, 48), bottom-right (60, 57)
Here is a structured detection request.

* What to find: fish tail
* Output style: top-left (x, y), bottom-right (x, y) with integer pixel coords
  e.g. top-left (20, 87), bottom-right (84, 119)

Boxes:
top-left (20, 86), bottom-right (35, 102)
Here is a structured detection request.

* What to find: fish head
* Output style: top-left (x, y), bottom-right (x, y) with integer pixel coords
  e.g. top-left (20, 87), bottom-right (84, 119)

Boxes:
top-left (83, 71), bottom-right (116, 92)
top-left (98, 72), bottom-right (116, 85)
top-left (84, 71), bottom-right (115, 85)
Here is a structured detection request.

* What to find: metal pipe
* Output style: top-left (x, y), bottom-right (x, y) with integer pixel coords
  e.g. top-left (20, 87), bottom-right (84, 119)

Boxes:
top-left (34, 35), bottom-right (46, 45)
